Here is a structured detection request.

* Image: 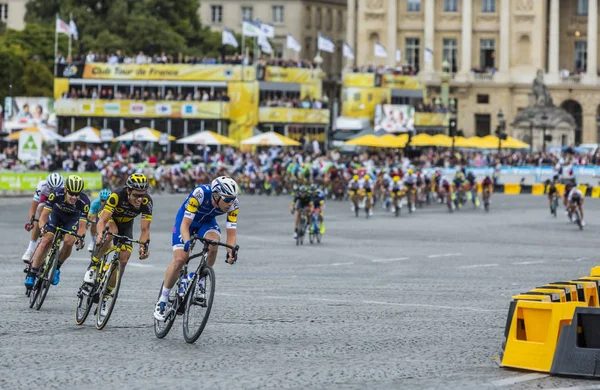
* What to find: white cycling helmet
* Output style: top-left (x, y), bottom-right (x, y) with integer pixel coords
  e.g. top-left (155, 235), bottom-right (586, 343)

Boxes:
top-left (211, 176), bottom-right (238, 199)
top-left (46, 173), bottom-right (64, 190)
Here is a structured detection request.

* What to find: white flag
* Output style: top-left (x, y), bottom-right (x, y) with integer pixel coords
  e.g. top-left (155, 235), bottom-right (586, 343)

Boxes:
top-left (69, 19), bottom-right (78, 40)
top-left (56, 18), bottom-right (71, 35)
top-left (374, 42), bottom-right (388, 58)
top-left (396, 49), bottom-right (402, 62)
top-left (343, 42), bottom-right (354, 60)
top-left (425, 48), bottom-right (433, 64)
top-left (258, 34), bottom-right (273, 54)
top-left (260, 23), bottom-right (275, 39)
top-left (242, 21), bottom-right (261, 37)
top-left (286, 34), bottom-right (302, 53)
top-left (222, 28), bottom-right (239, 48)
top-left (317, 33), bottom-right (335, 53)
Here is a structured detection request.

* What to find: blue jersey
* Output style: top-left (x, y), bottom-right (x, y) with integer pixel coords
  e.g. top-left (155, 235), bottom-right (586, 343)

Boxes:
top-left (89, 198), bottom-right (102, 216)
top-left (178, 185), bottom-right (240, 230)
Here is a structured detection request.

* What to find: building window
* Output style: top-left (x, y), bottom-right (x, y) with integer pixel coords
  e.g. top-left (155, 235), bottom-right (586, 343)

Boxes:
top-left (475, 114), bottom-right (491, 137)
top-left (316, 8), bottom-right (322, 29)
top-left (444, 0), bottom-right (458, 12)
top-left (305, 37), bottom-right (312, 52)
top-left (482, 0), bottom-right (495, 13)
top-left (405, 37), bottom-right (421, 71)
top-left (575, 41), bottom-right (587, 71)
top-left (326, 9), bottom-right (332, 31)
top-left (272, 5), bottom-right (284, 24)
top-left (338, 10), bottom-right (344, 32)
top-left (0, 4), bottom-right (7, 22)
top-left (242, 6), bottom-right (253, 21)
top-left (408, 0), bottom-right (421, 12)
top-left (479, 38), bottom-right (495, 69)
top-left (577, 0), bottom-right (589, 16)
top-left (442, 38), bottom-right (458, 73)
top-left (477, 94), bottom-right (489, 104)
top-left (211, 5), bottom-right (222, 23)
top-left (306, 6), bottom-right (311, 28)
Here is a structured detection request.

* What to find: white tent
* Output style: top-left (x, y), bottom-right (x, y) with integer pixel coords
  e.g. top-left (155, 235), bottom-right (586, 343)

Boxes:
top-left (240, 131), bottom-right (301, 146)
top-left (177, 131), bottom-right (236, 145)
top-left (61, 126), bottom-right (103, 143)
top-left (115, 127), bottom-right (175, 142)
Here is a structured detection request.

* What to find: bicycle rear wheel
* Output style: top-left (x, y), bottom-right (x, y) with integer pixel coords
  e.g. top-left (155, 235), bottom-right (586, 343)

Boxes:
top-left (96, 260), bottom-right (122, 330)
top-left (35, 249), bottom-right (58, 311)
top-left (154, 281), bottom-right (179, 339)
top-left (183, 266), bottom-right (216, 344)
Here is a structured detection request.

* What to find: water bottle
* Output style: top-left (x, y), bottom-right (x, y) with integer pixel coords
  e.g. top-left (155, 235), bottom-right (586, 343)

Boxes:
top-left (178, 274), bottom-right (188, 296)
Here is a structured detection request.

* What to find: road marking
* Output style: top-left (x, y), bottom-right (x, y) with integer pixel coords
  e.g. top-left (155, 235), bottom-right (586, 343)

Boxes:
top-left (307, 262), bottom-right (354, 267)
top-left (488, 373), bottom-right (548, 387)
top-left (544, 385), bottom-right (600, 390)
top-left (128, 262), bottom-right (154, 268)
top-left (458, 263), bottom-right (499, 269)
top-left (512, 260), bottom-right (546, 265)
top-left (428, 253), bottom-right (462, 258)
top-left (371, 257), bottom-right (409, 263)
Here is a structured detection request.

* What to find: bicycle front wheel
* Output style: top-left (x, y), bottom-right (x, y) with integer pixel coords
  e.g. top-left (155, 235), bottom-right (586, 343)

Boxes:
top-left (183, 266), bottom-right (216, 344)
top-left (154, 281), bottom-right (179, 339)
top-left (75, 282), bottom-right (94, 325)
top-left (96, 260), bottom-right (122, 330)
top-left (35, 249), bottom-right (58, 311)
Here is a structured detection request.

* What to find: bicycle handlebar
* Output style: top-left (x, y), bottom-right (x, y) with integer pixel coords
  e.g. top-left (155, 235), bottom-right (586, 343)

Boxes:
top-left (190, 234), bottom-right (239, 260)
top-left (100, 227), bottom-right (150, 250)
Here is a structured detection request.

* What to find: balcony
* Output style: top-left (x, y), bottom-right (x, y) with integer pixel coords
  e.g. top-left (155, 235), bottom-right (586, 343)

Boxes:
top-left (559, 75), bottom-right (581, 85)
top-left (258, 107), bottom-right (330, 124)
top-left (472, 73), bottom-right (494, 82)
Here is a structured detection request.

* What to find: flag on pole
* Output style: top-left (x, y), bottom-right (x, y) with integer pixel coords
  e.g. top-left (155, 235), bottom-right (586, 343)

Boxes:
top-left (317, 33), bottom-right (335, 53)
top-left (286, 34), bottom-right (302, 53)
top-left (424, 48), bottom-right (433, 64)
top-left (222, 27), bottom-right (239, 48)
top-left (258, 34), bottom-right (273, 54)
top-left (260, 23), bottom-right (275, 38)
top-left (242, 21), bottom-right (261, 37)
top-left (396, 49), bottom-right (402, 62)
top-left (374, 42), bottom-right (388, 58)
top-left (69, 19), bottom-right (78, 40)
top-left (56, 18), bottom-right (71, 35)
top-left (343, 42), bottom-right (354, 60)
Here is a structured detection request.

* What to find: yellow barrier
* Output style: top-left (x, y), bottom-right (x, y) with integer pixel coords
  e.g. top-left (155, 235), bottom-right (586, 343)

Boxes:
top-left (501, 300), bottom-right (586, 372)
top-left (578, 185), bottom-right (588, 195)
top-left (511, 294), bottom-right (552, 302)
top-left (544, 283), bottom-right (578, 302)
top-left (531, 184), bottom-right (545, 195)
top-left (567, 280), bottom-right (599, 307)
top-left (592, 187), bottom-right (600, 198)
top-left (504, 184), bottom-right (521, 195)
top-left (529, 288), bottom-right (566, 303)
top-left (556, 183), bottom-right (566, 195)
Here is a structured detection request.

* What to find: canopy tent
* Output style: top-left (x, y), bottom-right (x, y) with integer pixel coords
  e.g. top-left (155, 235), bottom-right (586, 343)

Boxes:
top-left (479, 135), bottom-right (530, 149)
top-left (60, 126), bottom-right (105, 143)
top-left (4, 126), bottom-right (64, 142)
top-left (452, 136), bottom-right (479, 148)
top-left (177, 131), bottom-right (236, 145)
top-left (344, 134), bottom-right (385, 148)
top-left (408, 133), bottom-right (434, 147)
top-left (115, 127), bottom-right (175, 142)
top-left (378, 133), bottom-right (408, 148)
top-left (240, 131), bottom-right (301, 146)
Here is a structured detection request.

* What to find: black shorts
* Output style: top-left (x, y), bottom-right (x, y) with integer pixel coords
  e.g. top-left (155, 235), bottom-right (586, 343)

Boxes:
top-left (46, 209), bottom-right (80, 235)
top-left (112, 221), bottom-right (133, 251)
top-left (571, 196), bottom-right (582, 205)
top-left (294, 200), bottom-right (311, 211)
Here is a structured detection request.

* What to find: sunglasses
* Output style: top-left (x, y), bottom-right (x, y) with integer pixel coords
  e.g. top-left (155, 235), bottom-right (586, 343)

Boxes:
top-left (130, 192), bottom-right (146, 199)
top-left (67, 191), bottom-right (80, 197)
top-left (221, 196), bottom-right (236, 203)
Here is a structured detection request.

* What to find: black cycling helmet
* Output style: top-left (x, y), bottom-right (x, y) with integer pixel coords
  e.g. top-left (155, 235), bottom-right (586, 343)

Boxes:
top-left (298, 185), bottom-right (308, 194)
top-left (126, 173), bottom-right (148, 191)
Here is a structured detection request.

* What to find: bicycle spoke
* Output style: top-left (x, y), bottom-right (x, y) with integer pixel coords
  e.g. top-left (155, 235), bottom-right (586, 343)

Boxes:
top-left (154, 282), bottom-right (179, 339)
top-left (183, 267), bottom-right (216, 344)
top-left (96, 260), bottom-right (122, 330)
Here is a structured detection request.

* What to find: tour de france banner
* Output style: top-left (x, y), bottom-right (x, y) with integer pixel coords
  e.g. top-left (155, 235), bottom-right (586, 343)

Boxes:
top-left (0, 172), bottom-right (103, 191)
top-left (81, 63), bottom-right (256, 81)
top-left (374, 104), bottom-right (415, 132)
top-left (343, 73), bottom-right (375, 87)
top-left (258, 107), bottom-right (330, 124)
top-left (341, 87), bottom-right (391, 118)
top-left (259, 66), bottom-right (324, 83)
top-left (380, 74), bottom-right (423, 90)
top-left (54, 99), bottom-right (231, 119)
top-left (414, 112), bottom-right (449, 127)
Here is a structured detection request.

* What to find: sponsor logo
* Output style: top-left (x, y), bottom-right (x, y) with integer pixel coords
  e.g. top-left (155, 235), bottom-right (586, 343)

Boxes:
top-left (129, 103), bottom-right (146, 114)
top-left (181, 104), bottom-right (196, 115)
top-left (62, 65), bottom-right (78, 77)
top-left (155, 103), bottom-right (171, 115)
top-left (104, 102), bottom-right (120, 114)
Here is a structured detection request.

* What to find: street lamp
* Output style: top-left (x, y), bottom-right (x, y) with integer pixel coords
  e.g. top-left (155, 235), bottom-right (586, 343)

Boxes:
top-left (528, 111), bottom-right (535, 154)
top-left (496, 109), bottom-right (505, 154)
top-left (541, 112), bottom-right (549, 152)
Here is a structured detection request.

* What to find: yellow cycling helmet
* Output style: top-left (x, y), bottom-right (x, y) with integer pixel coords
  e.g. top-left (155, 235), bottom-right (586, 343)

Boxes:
top-left (408, 168), bottom-right (414, 175)
top-left (393, 176), bottom-right (400, 182)
top-left (364, 174), bottom-right (371, 181)
top-left (65, 175), bottom-right (84, 194)
top-left (352, 175), bottom-right (359, 181)
top-left (126, 173), bottom-right (148, 190)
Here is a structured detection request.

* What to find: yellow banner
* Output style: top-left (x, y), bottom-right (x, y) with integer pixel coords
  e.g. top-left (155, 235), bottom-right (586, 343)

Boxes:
top-left (227, 81), bottom-right (259, 144)
top-left (341, 87), bottom-right (390, 118)
top-left (259, 108), bottom-right (330, 124)
top-left (288, 131), bottom-right (326, 143)
top-left (381, 75), bottom-right (423, 90)
top-left (343, 73), bottom-right (375, 87)
top-left (263, 67), bottom-right (324, 83)
top-left (82, 64), bottom-right (256, 81)
top-left (54, 99), bottom-right (230, 119)
top-left (300, 83), bottom-right (322, 100)
top-left (54, 78), bottom-right (69, 99)
top-left (414, 113), bottom-right (449, 127)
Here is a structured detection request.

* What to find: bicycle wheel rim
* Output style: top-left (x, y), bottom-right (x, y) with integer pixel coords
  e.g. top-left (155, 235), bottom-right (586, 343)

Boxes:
top-left (183, 266), bottom-right (215, 344)
top-left (75, 283), bottom-right (94, 325)
top-left (96, 260), bottom-right (122, 330)
top-left (36, 250), bottom-right (58, 310)
top-left (29, 277), bottom-right (42, 308)
top-left (154, 282), bottom-right (179, 339)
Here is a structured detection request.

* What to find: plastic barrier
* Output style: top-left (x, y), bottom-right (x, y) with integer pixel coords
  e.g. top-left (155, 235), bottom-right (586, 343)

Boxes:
top-left (531, 184), bottom-right (545, 195)
top-left (530, 288), bottom-right (566, 303)
top-left (550, 306), bottom-right (600, 377)
top-left (545, 282), bottom-right (579, 302)
top-left (501, 300), bottom-right (586, 372)
top-left (503, 184), bottom-right (521, 195)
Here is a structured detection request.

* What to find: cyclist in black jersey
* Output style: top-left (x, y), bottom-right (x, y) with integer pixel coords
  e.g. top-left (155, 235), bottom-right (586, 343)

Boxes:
top-left (290, 185), bottom-right (313, 239)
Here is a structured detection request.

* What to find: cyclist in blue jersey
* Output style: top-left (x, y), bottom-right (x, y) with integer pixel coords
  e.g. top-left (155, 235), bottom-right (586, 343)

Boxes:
top-left (154, 176), bottom-right (239, 321)
top-left (87, 189), bottom-right (112, 252)
top-left (310, 184), bottom-right (325, 234)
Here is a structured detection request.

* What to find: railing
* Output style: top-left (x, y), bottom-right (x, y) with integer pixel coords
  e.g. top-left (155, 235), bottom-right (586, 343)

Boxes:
top-left (472, 73), bottom-right (494, 82)
top-left (560, 75), bottom-right (581, 85)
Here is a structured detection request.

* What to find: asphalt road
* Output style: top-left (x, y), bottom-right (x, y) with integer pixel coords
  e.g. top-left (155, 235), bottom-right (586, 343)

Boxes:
top-left (1, 193), bottom-right (600, 390)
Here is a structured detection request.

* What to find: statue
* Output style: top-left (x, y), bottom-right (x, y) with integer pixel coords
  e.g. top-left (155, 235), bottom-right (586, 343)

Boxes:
top-left (532, 69), bottom-right (553, 107)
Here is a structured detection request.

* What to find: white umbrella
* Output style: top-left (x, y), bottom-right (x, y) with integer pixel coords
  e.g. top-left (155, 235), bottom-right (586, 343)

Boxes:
top-left (61, 126), bottom-right (102, 143)
top-left (115, 127), bottom-right (175, 142)
top-left (177, 131), bottom-right (236, 145)
top-left (240, 131), bottom-right (301, 146)
top-left (5, 125), bottom-right (64, 142)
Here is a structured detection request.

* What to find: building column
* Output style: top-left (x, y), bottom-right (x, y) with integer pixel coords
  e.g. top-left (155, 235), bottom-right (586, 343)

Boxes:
top-left (495, 0), bottom-right (511, 82)
top-left (584, 0), bottom-right (598, 83)
top-left (456, 0), bottom-right (472, 81)
top-left (547, 0), bottom-right (560, 83)
top-left (387, 0), bottom-right (397, 67)
top-left (423, 0), bottom-right (435, 75)
top-left (347, 0), bottom-right (356, 66)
